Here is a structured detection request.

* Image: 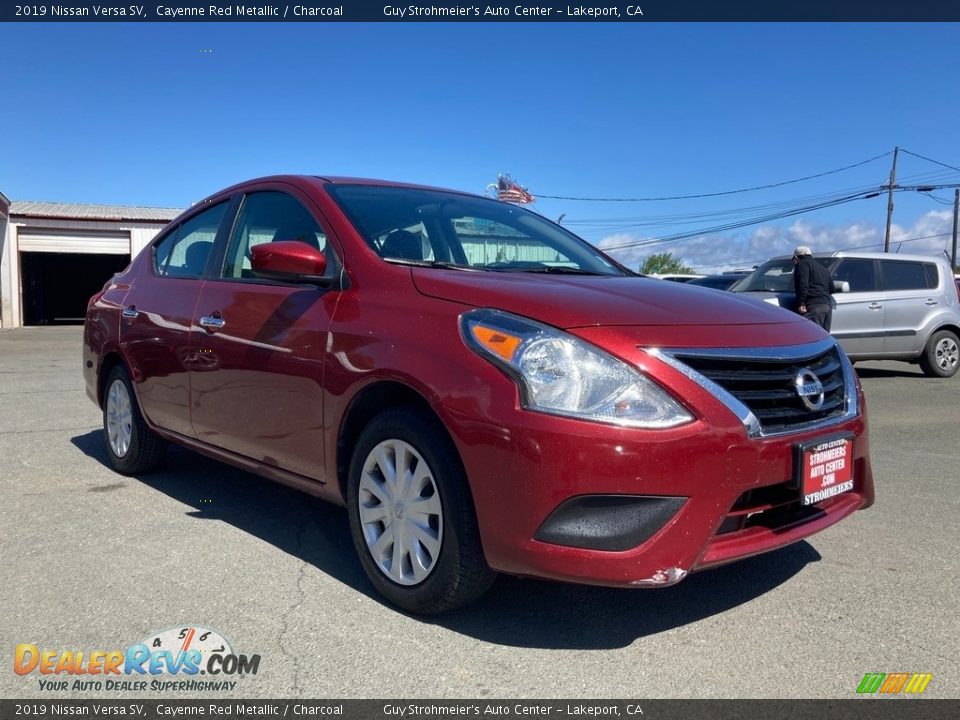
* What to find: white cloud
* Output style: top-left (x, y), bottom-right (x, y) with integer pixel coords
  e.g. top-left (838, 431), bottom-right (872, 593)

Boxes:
top-left (597, 210), bottom-right (956, 273)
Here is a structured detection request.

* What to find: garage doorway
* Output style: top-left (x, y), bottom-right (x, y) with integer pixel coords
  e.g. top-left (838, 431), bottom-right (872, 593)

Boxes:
top-left (20, 252), bottom-right (130, 325)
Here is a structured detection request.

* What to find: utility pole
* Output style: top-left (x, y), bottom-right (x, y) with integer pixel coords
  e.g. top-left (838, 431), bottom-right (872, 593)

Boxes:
top-left (883, 146), bottom-right (899, 253)
top-left (952, 189), bottom-right (958, 272)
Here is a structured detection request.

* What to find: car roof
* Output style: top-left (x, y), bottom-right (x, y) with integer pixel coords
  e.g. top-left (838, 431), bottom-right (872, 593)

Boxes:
top-left (167, 175), bottom-right (491, 228)
top-left (300, 174), bottom-right (482, 197)
top-left (194, 174), bottom-right (483, 207)
top-left (767, 251), bottom-right (949, 264)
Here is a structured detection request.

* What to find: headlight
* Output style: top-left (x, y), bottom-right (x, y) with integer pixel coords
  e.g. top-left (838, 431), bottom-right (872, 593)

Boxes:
top-left (460, 309), bottom-right (693, 429)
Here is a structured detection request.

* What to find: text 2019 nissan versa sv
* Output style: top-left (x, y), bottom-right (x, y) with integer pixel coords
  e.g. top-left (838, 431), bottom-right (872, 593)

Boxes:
top-left (84, 176), bottom-right (875, 613)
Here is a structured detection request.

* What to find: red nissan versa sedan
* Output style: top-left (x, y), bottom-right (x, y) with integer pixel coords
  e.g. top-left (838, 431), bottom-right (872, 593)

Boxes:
top-left (83, 176), bottom-right (875, 613)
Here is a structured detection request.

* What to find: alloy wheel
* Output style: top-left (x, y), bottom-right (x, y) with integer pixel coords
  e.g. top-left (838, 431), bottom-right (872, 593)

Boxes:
top-left (936, 336), bottom-right (959, 372)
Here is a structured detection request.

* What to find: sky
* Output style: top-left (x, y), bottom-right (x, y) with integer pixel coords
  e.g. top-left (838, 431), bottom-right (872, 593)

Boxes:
top-left (2, 22), bottom-right (959, 271)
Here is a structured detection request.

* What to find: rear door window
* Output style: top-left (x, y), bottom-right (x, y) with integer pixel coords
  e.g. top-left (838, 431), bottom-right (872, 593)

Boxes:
top-left (880, 260), bottom-right (938, 291)
top-left (154, 202), bottom-right (228, 278)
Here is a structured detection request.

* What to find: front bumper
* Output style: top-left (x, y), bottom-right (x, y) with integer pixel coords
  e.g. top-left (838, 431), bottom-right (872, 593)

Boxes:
top-left (440, 353), bottom-right (873, 588)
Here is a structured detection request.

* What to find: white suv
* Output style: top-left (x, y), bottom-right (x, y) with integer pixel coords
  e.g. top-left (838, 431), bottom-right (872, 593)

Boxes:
top-left (731, 252), bottom-right (960, 378)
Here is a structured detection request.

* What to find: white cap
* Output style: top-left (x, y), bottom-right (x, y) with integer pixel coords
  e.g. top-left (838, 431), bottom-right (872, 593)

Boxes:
top-left (793, 245), bottom-right (812, 257)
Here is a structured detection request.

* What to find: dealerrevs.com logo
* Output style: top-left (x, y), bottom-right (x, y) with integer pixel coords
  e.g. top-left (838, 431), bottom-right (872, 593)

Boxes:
top-left (14, 625), bottom-right (260, 692)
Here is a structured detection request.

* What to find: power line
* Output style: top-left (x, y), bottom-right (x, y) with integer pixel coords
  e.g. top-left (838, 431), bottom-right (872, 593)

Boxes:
top-left (567, 172), bottom-right (960, 233)
top-left (686, 232), bottom-right (953, 272)
top-left (567, 182), bottom-right (876, 222)
top-left (561, 165), bottom-right (960, 247)
top-left (574, 149), bottom-right (960, 265)
top-left (837, 232), bottom-right (953, 252)
top-left (898, 168), bottom-right (960, 184)
top-left (899, 182), bottom-right (960, 191)
top-left (531, 151), bottom-right (893, 202)
top-left (566, 181), bottom-right (887, 231)
top-left (601, 190), bottom-right (880, 252)
top-left (920, 191), bottom-right (955, 206)
top-left (900, 148), bottom-right (960, 175)
top-left (550, 150), bottom-right (960, 260)
top-left (598, 182), bottom-right (960, 253)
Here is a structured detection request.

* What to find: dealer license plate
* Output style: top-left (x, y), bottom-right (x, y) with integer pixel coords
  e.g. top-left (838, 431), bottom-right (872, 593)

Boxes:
top-left (799, 436), bottom-right (854, 506)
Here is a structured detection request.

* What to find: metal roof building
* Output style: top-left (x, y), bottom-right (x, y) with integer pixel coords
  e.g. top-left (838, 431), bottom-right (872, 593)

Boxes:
top-left (10, 201), bottom-right (182, 223)
top-left (1, 197), bottom-right (182, 328)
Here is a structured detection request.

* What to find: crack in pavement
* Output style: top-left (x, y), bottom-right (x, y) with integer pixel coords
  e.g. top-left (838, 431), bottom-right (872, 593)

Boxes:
top-left (277, 519), bottom-right (309, 696)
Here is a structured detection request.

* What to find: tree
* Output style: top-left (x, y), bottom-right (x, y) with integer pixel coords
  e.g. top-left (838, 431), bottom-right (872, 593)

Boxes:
top-left (639, 252), bottom-right (695, 275)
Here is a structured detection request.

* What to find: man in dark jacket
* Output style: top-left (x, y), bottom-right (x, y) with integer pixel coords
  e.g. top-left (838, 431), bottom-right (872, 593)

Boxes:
top-left (792, 246), bottom-right (834, 331)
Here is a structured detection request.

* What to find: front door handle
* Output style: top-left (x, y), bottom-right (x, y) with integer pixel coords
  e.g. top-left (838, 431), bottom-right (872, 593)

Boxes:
top-left (121, 306), bottom-right (139, 320)
top-left (868, 303), bottom-right (883, 310)
top-left (199, 314), bottom-right (225, 331)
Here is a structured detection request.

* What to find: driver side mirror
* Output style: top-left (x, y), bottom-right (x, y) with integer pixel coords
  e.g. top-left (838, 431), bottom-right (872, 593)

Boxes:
top-left (251, 241), bottom-right (333, 286)
top-left (832, 280), bottom-right (850, 293)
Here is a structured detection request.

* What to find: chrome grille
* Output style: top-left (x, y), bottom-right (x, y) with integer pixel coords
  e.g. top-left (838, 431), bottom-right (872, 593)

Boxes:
top-left (670, 343), bottom-right (849, 434)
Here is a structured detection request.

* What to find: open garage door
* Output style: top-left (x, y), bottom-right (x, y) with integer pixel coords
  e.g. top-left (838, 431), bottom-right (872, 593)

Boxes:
top-left (20, 252), bottom-right (131, 325)
top-left (17, 228), bottom-right (130, 255)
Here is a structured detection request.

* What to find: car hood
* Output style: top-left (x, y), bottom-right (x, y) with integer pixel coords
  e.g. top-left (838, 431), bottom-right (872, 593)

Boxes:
top-left (732, 289), bottom-right (811, 312)
top-left (412, 270), bottom-right (807, 330)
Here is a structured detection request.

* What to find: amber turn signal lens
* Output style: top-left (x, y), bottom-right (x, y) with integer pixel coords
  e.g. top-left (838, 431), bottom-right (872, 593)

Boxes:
top-left (469, 325), bottom-right (522, 363)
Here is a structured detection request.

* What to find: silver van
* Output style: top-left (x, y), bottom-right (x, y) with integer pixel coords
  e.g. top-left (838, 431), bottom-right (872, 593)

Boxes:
top-left (730, 251), bottom-right (960, 378)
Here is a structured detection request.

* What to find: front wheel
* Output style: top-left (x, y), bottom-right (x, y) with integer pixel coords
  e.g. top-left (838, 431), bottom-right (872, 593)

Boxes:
top-left (102, 365), bottom-right (166, 474)
top-left (346, 407), bottom-right (495, 614)
top-left (919, 330), bottom-right (959, 378)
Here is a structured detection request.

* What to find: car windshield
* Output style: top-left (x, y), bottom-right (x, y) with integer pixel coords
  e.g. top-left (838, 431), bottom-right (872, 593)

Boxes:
top-left (326, 184), bottom-right (627, 276)
top-left (731, 257), bottom-right (832, 292)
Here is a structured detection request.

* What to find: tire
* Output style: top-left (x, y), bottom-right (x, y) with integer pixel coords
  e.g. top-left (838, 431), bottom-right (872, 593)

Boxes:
top-left (918, 329), bottom-right (960, 378)
top-left (346, 406), bottom-right (495, 614)
top-left (102, 365), bottom-right (166, 474)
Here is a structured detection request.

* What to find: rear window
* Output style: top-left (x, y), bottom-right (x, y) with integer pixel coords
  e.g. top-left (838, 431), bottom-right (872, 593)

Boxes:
top-left (880, 260), bottom-right (938, 291)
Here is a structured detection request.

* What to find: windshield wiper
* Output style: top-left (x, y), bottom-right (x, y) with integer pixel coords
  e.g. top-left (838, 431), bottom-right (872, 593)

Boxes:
top-left (489, 265), bottom-right (606, 276)
top-left (384, 258), bottom-right (481, 271)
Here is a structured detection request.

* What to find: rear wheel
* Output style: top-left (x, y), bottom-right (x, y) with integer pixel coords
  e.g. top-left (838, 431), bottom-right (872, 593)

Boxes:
top-left (919, 330), bottom-right (959, 378)
top-left (346, 407), bottom-right (495, 614)
top-left (102, 365), bottom-right (166, 474)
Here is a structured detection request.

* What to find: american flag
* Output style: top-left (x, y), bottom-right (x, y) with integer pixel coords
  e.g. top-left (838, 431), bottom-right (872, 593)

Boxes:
top-left (496, 175), bottom-right (535, 204)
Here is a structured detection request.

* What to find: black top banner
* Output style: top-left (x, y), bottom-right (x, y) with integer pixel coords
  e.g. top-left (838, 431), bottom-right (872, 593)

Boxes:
top-left (4, 1), bottom-right (960, 22)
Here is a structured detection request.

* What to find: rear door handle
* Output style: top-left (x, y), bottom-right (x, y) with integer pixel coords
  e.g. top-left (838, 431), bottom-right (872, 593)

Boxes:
top-left (199, 314), bottom-right (225, 331)
top-left (868, 303), bottom-right (883, 310)
top-left (925, 299), bottom-right (938, 306)
top-left (121, 306), bottom-right (139, 319)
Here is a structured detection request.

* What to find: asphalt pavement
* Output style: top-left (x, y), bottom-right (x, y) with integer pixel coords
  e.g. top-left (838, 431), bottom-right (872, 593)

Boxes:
top-left (0, 326), bottom-right (957, 699)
